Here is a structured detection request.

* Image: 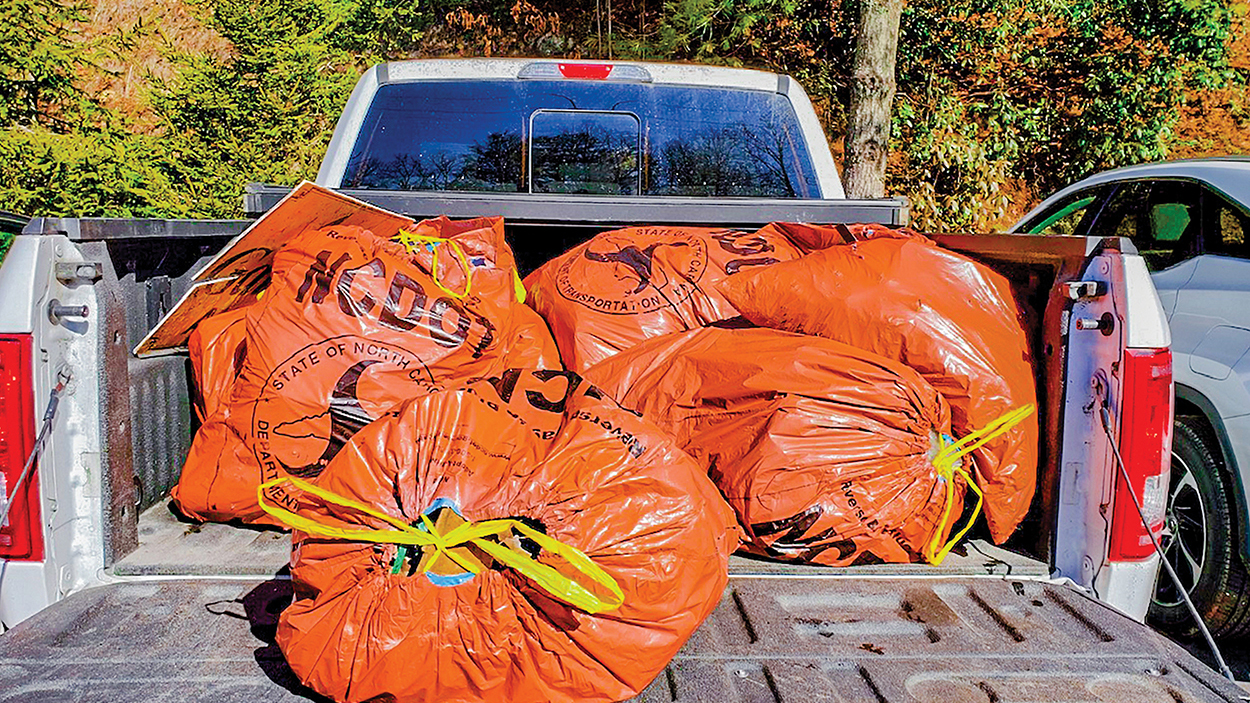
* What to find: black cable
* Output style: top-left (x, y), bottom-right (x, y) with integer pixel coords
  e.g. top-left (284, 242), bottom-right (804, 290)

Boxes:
top-left (0, 373), bottom-right (68, 530)
top-left (1099, 404), bottom-right (1235, 682)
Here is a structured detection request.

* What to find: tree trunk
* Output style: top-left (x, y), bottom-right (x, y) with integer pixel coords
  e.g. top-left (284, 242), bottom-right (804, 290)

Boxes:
top-left (843, 0), bottom-right (903, 199)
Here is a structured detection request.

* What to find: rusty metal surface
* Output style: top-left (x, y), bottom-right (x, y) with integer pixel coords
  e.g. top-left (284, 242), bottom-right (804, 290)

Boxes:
top-left (81, 241), bottom-right (139, 566)
top-left (108, 248), bottom-right (219, 515)
top-left (0, 577), bottom-right (1241, 702)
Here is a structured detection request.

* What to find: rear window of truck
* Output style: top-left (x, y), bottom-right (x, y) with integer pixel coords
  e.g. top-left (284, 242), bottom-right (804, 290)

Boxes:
top-left (342, 80), bottom-right (821, 198)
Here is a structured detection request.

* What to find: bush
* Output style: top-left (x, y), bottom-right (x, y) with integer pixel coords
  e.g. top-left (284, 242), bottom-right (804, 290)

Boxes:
top-left (893, 0), bottom-right (1238, 230)
top-left (0, 126), bottom-right (196, 217)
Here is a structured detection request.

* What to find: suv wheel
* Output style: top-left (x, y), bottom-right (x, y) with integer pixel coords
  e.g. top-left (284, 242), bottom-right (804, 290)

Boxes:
top-left (1148, 416), bottom-right (1250, 638)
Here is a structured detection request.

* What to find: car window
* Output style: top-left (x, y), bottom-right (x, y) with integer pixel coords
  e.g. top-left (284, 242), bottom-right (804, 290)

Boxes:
top-left (1202, 188), bottom-right (1250, 260)
top-left (1021, 187), bottom-right (1106, 235)
top-left (1089, 180), bottom-right (1200, 271)
top-left (342, 80), bottom-right (820, 197)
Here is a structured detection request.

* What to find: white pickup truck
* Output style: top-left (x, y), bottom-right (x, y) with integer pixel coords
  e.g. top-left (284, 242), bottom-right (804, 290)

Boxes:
top-left (0, 59), bottom-right (1241, 702)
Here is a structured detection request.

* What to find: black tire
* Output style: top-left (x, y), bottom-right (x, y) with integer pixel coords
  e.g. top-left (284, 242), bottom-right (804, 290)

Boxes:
top-left (1148, 416), bottom-right (1250, 639)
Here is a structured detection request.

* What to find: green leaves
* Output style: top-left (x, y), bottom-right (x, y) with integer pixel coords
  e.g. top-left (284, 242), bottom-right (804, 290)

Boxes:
top-left (0, 0), bottom-right (1244, 232)
top-left (144, 0), bottom-right (367, 215)
top-left (650, 0), bottom-right (795, 60)
top-left (0, 0), bottom-right (411, 220)
top-left (892, 0), bottom-right (1241, 230)
top-left (0, 126), bottom-right (194, 217)
top-left (0, 0), bottom-right (89, 127)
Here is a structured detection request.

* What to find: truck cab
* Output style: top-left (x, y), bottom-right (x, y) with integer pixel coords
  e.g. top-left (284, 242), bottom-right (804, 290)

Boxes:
top-left (316, 59), bottom-right (843, 199)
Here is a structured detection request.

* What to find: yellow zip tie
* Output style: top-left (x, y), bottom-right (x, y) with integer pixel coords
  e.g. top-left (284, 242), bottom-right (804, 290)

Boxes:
top-left (257, 477), bottom-right (624, 614)
top-left (923, 404), bottom-right (1036, 565)
top-left (393, 230), bottom-right (474, 300)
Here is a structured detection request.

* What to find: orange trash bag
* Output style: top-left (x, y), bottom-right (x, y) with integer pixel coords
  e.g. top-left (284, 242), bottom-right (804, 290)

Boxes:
top-left (523, 224), bottom-right (808, 372)
top-left (265, 369), bottom-right (739, 703)
top-left (769, 221), bottom-right (925, 252)
top-left (718, 235), bottom-right (1040, 543)
top-left (173, 217), bottom-right (560, 526)
top-left (187, 305), bottom-right (251, 423)
top-left (587, 328), bottom-right (1031, 566)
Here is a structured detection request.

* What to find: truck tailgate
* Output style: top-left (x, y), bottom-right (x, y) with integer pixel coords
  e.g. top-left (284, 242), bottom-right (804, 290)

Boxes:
top-left (1, 577), bottom-right (1242, 702)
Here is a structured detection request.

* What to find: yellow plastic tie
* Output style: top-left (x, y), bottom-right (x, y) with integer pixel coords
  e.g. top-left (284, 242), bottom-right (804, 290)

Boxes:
top-left (393, 229), bottom-right (474, 300)
top-left (924, 404), bottom-right (1036, 566)
top-left (512, 269), bottom-right (527, 304)
top-left (257, 477), bottom-right (624, 614)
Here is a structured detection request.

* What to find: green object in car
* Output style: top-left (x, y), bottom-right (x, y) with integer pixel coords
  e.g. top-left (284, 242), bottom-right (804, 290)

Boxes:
top-left (1152, 202), bottom-right (1191, 242)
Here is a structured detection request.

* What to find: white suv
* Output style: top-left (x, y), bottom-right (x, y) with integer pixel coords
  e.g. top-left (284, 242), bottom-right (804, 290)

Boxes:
top-left (1014, 157), bottom-right (1250, 638)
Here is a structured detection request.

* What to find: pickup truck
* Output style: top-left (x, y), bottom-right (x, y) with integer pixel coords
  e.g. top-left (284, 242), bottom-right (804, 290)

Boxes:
top-left (0, 59), bottom-right (1243, 702)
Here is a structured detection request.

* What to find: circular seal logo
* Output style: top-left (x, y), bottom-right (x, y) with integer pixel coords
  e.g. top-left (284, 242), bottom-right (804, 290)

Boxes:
top-left (555, 229), bottom-right (709, 315)
top-left (251, 335), bottom-right (435, 487)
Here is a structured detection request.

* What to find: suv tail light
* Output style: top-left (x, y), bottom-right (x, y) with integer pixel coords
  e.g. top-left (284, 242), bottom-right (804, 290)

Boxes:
top-left (0, 334), bottom-right (42, 561)
top-left (1108, 347), bottom-right (1173, 561)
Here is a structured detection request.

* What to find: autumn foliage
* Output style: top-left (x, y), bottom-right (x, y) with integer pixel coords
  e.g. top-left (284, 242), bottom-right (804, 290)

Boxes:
top-left (0, 0), bottom-right (1246, 237)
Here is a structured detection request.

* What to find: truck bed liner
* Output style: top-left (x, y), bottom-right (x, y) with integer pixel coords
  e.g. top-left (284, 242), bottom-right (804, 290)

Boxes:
top-left (1, 577), bottom-right (1242, 702)
top-left (112, 501), bottom-right (1050, 580)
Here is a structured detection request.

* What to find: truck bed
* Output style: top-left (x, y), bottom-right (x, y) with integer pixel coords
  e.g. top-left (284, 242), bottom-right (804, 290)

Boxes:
top-left (9, 205), bottom-right (1242, 701)
top-left (3, 571), bottom-right (1244, 702)
top-left (36, 504), bottom-right (1226, 701)
top-left (112, 501), bottom-right (1049, 579)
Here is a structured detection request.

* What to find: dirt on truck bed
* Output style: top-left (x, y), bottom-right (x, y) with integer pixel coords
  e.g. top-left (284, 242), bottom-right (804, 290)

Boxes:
top-left (0, 502), bottom-right (1245, 703)
top-left (2, 575), bottom-right (1244, 702)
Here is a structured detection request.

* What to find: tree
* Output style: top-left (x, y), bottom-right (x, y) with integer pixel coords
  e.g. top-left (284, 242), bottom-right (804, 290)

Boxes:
top-left (381, 153), bottom-right (426, 190)
top-left (0, 0), bottom-right (88, 128)
top-left (463, 131), bottom-right (523, 191)
top-left (843, 0), bottom-right (902, 199)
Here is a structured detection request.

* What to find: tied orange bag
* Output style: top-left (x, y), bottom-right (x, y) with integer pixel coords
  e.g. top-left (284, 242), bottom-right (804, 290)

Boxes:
top-left (523, 224), bottom-right (808, 371)
top-left (173, 217), bottom-right (560, 525)
top-left (719, 234), bottom-right (1040, 543)
top-left (187, 305), bottom-right (250, 423)
top-left (265, 369), bottom-right (739, 703)
top-left (586, 328), bottom-right (998, 566)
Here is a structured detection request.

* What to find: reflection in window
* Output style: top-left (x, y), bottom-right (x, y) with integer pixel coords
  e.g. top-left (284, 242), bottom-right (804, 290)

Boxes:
top-left (341, 80), bottom-right (819, 197)
top-left (464, 131), bottom-right (524, 190)
top-left (1150, 203), bottom-right (1191, 242)
top-left (1110, 206), bottom-right (1139, 239)
top-left (653, 122), bottom-right (796, 197)
top-left (1221, 209), bottom-right (1246, 246)
top-left (344, 131), bottom-right (522, 192)
top-left (530, 111), bottom-right (639, 195)
top-left (1208, 194), bottom-right (1250, 260)
top-left (1092, 181), bottom-right (1199, 271)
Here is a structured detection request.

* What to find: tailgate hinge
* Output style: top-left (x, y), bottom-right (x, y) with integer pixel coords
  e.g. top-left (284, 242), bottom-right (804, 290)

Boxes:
top-left (55, 262), bottom-right (104, 286)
